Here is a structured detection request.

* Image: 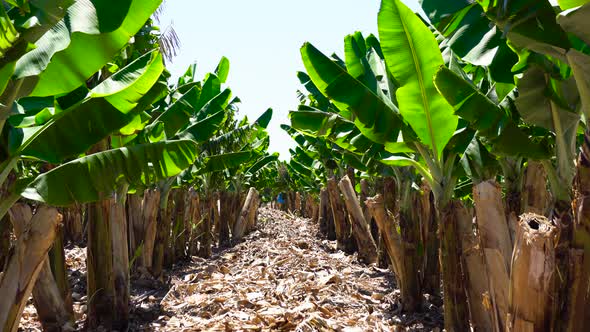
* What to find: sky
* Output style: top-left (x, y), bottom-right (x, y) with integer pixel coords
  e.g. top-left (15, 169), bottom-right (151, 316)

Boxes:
top-left (159, 0), bottom-right (422, 160)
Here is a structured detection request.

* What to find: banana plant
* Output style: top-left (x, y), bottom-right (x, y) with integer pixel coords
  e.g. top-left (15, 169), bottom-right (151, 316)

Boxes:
top-left (0, 50), bottom-right (169, 215)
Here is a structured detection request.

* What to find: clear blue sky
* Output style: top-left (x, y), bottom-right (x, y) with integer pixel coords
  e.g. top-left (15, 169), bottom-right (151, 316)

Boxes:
top-left (159, 0), bottom-right (421, 160)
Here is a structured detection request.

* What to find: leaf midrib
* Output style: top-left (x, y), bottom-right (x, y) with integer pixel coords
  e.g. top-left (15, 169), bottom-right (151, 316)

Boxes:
top-left (397, 4), bottom-right (438, 159)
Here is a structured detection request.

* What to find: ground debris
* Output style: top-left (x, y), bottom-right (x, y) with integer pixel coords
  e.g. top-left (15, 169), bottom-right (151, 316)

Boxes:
top-left (19, 207), bottom-right (442, 331)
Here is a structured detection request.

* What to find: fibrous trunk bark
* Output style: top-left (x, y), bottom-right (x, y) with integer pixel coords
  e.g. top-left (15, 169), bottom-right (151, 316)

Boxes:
top-left (152, 188), bottom-right (173, 278)
top-left (233, 188), bottom-right (260, 242)
top-left (0, 214), bottom-right (11, 272)
top-left (508, 213), bottom-right (557, 332)
top-left (318, 189), bottom-right (335, 240)
top-left (188, 189), bottom-right (201, 256)
top-left (366, 195), bottom-right (422, 312)
top-left (197, 193), bottom-right (214, 258)
top-left (218, 191), bottom-right (231, 247)
top-left (63, 204), bottom-right (83, 244)
top-left (473, 180), bottom-right (511, 331)
top-left (522, 161), bottom-right (550, 216)
top-left (48, 226), bottom-right (74, 321)
top-left (327, 177), bottom-right (355, 253)
top-left (419, 184), bottom-right (439, 295)
top-left (127, 193), bottom-right (143, 269)
top-left (33, 259), bottom-right (75, 332)
top-left (456, 202), bottom-right (493, 332)
top-left (86, 198), bottom-right (115, 330)
top-left (11, 204), bottom-right (74, 332)
top-left (140, 189), bottom-right (160, 270)
top-left (439, 201), bottom-right (471, 332)
top-left (171, 189), bottom-right (187, 261)
top-left (338, 175), bottom-right (377, 264)
top-left (0, 205), bottom-right (62, 332)
top-left (110, 192), bottom-right (129, 331)
top-left (566, 129), bottom-right (590, 331)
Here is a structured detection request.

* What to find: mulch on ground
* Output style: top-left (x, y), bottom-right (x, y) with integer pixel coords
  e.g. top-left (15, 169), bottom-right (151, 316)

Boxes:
top-left (20, 207), bottom-right (443, 331)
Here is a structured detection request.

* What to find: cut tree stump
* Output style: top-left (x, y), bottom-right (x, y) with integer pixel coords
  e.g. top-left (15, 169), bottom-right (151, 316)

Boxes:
top-left (508, 213), bottom-right (557, 332)
top-left (233, 188), bottom-right (260, 242)
top-left (338, 175), bottom-right (377, 264)
top-left (327, 177), bottom-right (355, 253)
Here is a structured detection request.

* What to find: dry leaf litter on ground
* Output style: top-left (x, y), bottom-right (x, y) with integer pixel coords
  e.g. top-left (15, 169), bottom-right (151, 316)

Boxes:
top-left (19, 207), bottom-right (442, 331)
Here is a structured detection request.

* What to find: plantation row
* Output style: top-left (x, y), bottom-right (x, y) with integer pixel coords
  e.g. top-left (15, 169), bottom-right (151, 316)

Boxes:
top-left (0, 1), bottom-right (278, 331)
top-left (282, 0), bottom-right (590, 331)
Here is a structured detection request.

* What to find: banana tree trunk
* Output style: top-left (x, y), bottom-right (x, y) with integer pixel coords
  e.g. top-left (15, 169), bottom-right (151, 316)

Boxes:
top-left (439, 201), bottom-right (471, 332)
top-left (419, 184), bottom-right (440, 295)
top-left (229, 192), bottom-right (242, 237)
top-left (473, 180), bottom-right (512, 331)
top-left (0, 214), bottom-right (11, 272)
top-left (246, 190), bottom-right (260, 233)
top-left (140, 189), bottom-right (160, 269)
top-left (346, 166), bottom-right (356, 190)
top-left (11, 204), bottom-right (74, 332)
top-left (338, 175), bottom-right (377, 264)
top-left (188, 190), bottom-right (201, 256)
top-left (110, 192), bottom-right (129, 331)
top-left (566, 131), bottom-right (590, 331)
top-left (456, 202), bottom-right (494, 332)
top-left (152, 187), bottom-right (173, 278)
top-left (318, 188), bottom-right (336, 241)
top-left (295, 192), bottom-right (302, 214)
top-left (522, 161), bottom-right (550, 215)
top-left (48, 226), bottom-right (74, 320)
top-left (63, 204), bottom-right (83, 244)
top-left (327, 177), bottom-right (355, 253)
top-left (86, 197), bottom-right (115, 330)
top-left (180, 190), bottom-right (191, 259)
top-left (0, 205), bottom-right (62, 332)
top-left (33, 259), bottom-right (75, 332)
top-left (171, 189), bottom-right (187, 262)
top-left (366, 195), bottom-right (422, 311)
top-left (311, 196), bottom-right (319, 223)
top-left (127, 193), bottom-right (143, 268)
top-left (218, 191), bottom-right (231, 247)
top-left (375, 178), bottom-right (394, 269)
top-left (197, 193), bottom-right (214, 259)
top-left (233, 188), bottom-right (260, 242)
top-left (508, 213), bottom-right (557, 332)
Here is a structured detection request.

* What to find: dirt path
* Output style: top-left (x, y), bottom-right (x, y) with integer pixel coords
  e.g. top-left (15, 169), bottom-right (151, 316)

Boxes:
top-left (20, 207), bottom-right (442, 331)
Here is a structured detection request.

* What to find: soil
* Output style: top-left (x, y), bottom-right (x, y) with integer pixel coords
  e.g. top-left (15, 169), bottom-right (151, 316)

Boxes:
top-left (19, 207), bottom-right (443, 331)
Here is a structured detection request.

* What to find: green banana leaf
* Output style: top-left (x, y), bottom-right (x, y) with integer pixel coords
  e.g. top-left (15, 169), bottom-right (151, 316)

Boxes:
top-left (15, 0), bottom-right (162, 97)
top-left (195, 73), bottom-right (222, 113)
top-left (289, 110), bottom-right (355, 137)
top-left (246, 153), bottom-right (280, 175)
top-left (297, 71), bottom-right (331, 109)
top-left (301, 42), bottom-right (402, 144)
top-left (178, 110), bottom-right (226, 143)
top-left (558, 0), bottom-right (590, 9)
top-left (200, 151), bottom-right (257, 174)
top-left (434, 66), bottom-right (548, 158)
top-left (11, 50), bottom-right (165, 163)
top-left (477, 0), bottom-right (570, 61)
top-left (379, 0), bottom-right (457, 160)
top-left (215, 56), bottom-right (230, 84)
top-left (255, 108), bottom-right (273, 129)
top-left (516, 66), bottom-right (580, 188)
top-left (22, 139), bottom-right (198, 206)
